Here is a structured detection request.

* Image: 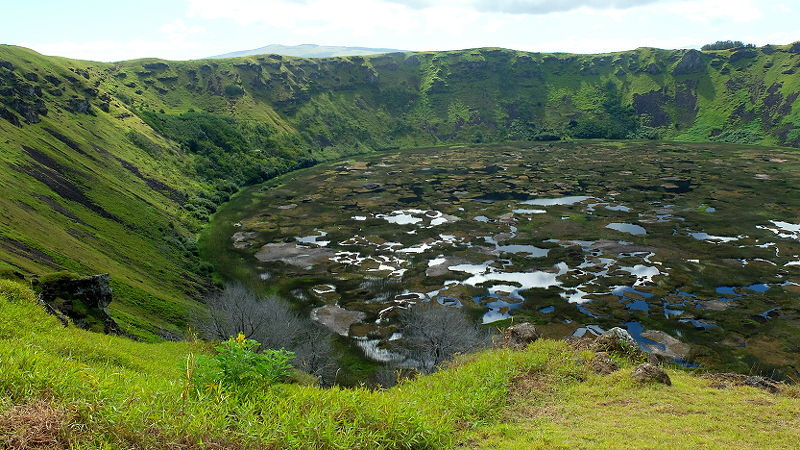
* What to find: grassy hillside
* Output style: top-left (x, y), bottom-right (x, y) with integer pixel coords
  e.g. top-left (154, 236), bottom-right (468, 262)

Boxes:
top-left (1, 280), bottom-right (798, 448)
top-left (1, 43), bottom-right (800, 338)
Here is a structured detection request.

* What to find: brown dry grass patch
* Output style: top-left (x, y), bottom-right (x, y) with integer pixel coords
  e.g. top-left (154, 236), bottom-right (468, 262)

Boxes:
top-left (506, 371), bottom-right (563, 421)
top-left (0, 400), bottom-right (72, 449)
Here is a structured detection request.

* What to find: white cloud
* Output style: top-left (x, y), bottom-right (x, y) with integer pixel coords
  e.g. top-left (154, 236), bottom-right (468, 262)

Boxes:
top-left (160, 18), bottom-right (204, 40)
top-left (21, 19), bottom-right (207, 61)
top-left (664, 0), bottom-right (763, 23)
top-left (383, 0), bottom-right (674, 14)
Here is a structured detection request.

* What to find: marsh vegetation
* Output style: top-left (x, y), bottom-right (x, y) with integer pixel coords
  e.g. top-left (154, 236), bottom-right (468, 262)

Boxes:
top-left (202, 141), bottom-right (800, 380)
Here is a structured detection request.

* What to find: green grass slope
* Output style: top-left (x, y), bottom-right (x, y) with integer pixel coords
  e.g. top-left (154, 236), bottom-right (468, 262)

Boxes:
top-left (1, 281), bottom-right (797, 448)
top-left (1, 43), bottom-right (800, 338)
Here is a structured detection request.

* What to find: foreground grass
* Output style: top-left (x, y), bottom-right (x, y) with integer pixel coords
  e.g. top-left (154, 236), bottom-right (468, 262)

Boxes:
top-left (1, 280), bottom-right (798, 448)
top-left (466, 365), bottom-right (800, 449)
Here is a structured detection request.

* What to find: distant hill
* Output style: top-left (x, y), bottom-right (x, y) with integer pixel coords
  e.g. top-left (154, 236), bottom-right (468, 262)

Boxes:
top-left (208, 43), bottom-right (407, 59)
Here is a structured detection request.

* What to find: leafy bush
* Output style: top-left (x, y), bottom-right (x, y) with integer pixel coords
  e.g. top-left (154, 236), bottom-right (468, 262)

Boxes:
top-left (567, 81), bottom-right (638, 139)
top-left (138, 110), bottom-right (308, 186)
top-left (710, 128), bottom-right (764, 144)
top-left (192, 333), bottom-right (294, 396)
top-left (629, 125), bottom-right (661, 140)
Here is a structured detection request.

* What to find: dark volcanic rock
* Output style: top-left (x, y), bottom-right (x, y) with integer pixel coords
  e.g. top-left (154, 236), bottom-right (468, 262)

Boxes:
top-left (730, 48), bottom-right (758, 62)
top-left (37, 273), bottom-right (120, 334)
top-left (642, 62), bottom-right (662, 75)
top-left (503, 322), bottom-right (539, 349)
top-left (0, 106), bottom-right (21, 127)
top-left (788, 42), bottom-right (800, 54)
top-left (673, 50), bottom-right (706, 75)
top-left (633, 90), bottom-right (670, 127)
top-left (143, 62), bottom-right (169, 71)
top-left (66, 98), bottom-right (92, 114)
top-left (0, 60), bottom-right (14, 70)
top-left (631, 363), bottom-right (671, 385)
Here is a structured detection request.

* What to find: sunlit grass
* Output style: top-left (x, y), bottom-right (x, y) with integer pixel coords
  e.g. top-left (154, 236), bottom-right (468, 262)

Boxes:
top-left (3, 280), bottom-right (797, 448)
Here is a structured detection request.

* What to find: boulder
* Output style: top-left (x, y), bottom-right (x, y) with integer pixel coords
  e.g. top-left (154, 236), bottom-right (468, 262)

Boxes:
top-left (591, 327), bottom-right (642, 357)
top-left (590, 352), bottom-right (619, 375)
top-left (37, 273), bottom-right (120, 334)
top-left (503, 322), bottom-right (539, 349)
top-left (631, 363), bottom-right (671, 386)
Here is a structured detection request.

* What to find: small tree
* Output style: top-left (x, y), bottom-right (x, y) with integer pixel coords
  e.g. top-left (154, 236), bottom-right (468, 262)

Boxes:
top-left (396, 302), bottom-right (491, 373)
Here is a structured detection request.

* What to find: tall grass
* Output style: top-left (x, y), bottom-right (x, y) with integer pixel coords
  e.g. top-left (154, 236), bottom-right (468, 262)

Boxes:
top-left (0, 280), bottom-right (569, 448)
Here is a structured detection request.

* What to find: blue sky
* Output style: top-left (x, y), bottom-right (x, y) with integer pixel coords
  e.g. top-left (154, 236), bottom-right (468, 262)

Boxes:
top-left (4, 0), bottom-right (799, 61)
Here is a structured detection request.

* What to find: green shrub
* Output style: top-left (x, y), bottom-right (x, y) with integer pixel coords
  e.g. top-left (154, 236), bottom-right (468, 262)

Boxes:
top-left (710, 128), bottom-right (764, 144)
top-left (192, 334), bottom-right (295, 396)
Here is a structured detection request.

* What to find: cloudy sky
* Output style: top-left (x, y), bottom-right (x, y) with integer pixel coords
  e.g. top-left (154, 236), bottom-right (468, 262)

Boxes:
top-left (5, 0), bottom-right (799, 61)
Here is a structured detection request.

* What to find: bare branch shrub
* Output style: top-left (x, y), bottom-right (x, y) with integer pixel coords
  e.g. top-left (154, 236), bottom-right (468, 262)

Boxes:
top-left (396, 302), bottom-right (491, 373)
top-left (198, 283), bottom-right (336, 384)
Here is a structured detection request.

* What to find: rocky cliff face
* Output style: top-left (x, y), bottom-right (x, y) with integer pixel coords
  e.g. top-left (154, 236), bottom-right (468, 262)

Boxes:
top-left (37, 273), bottom-right (120, 334)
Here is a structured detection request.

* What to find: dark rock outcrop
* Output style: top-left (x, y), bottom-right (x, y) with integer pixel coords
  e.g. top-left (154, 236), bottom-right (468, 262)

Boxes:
top-left (631, 363), bottom-right (671, 385)
top-left (66, 98), bottom-right (92, 114)
top-left (143, 62), bottom-right (169, 71)
top-left (642, 62), bottom-right (662, 75)
top-left (0, 106), bottom-right (21, 127)
top-left (673, 50), bottom-right (706, 75)
top-left (503, 322), bottom-right (539, 349)
top-left (37, 273), bottom-right (120, 334)
top-left (730, 48), bottom-right (758, 62)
